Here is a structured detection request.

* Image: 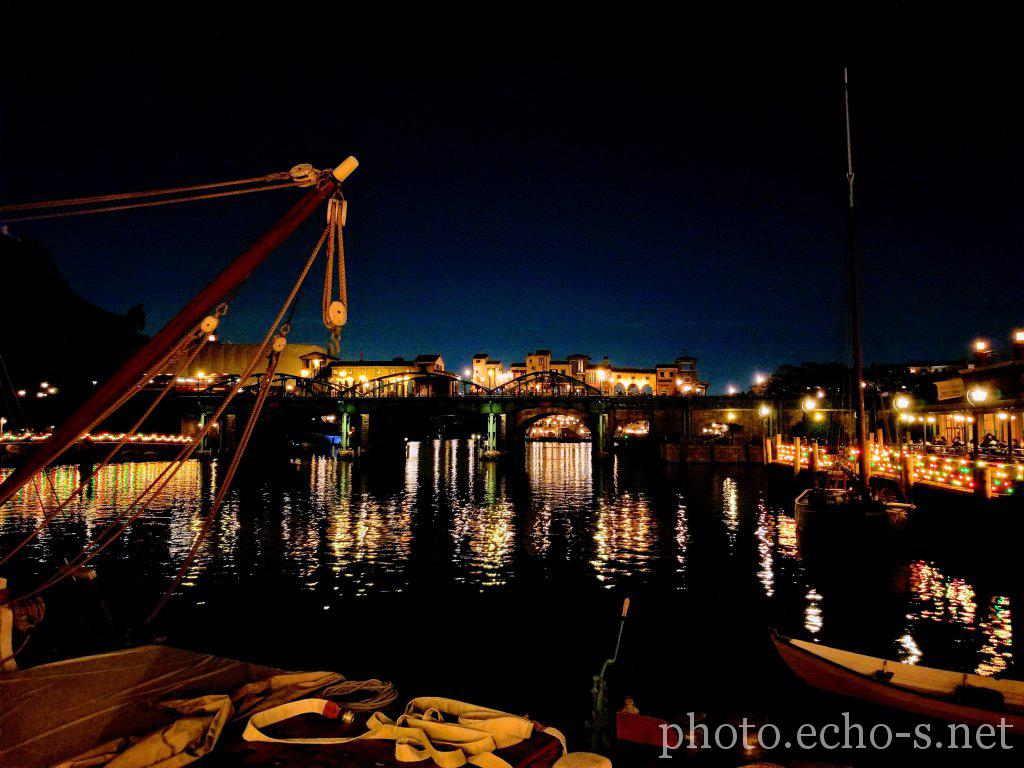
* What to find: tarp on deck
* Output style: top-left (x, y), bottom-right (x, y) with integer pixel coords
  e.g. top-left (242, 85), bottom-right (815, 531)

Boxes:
top-left (0, 645), bottom-right (285, 767)
top-left (1, 645), bottom-right (575, 768)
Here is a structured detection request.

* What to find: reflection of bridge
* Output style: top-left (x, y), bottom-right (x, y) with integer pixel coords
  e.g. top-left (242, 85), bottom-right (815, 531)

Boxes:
top-left (203, 370), bottom-right (766, 457)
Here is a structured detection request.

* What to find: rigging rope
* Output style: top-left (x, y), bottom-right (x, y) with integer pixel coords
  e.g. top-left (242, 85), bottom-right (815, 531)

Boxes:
top-left (145, 348), bottom-right (282, 625)
top-left (12, 222), bottom-right (332, 602)
top-left (0, 172), bottom-right (293, 213)
top-left (0, 164), bottom-right (326, 223)
top-left (0, 318), bottom-right (217, 563)
top-left (321, 197), bottom-right (348, 355)
top-left (1, 183), bottom-right (298, 223)
top-left (0, 321), bottom-right (218, 566)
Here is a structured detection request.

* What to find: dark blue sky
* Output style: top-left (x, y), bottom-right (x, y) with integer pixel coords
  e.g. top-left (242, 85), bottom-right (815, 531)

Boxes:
top-left (2, 8), bottom-right (1020, 391)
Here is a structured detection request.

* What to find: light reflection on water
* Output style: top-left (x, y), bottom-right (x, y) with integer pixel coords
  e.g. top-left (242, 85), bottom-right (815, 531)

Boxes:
top-left (0, 461), bottom-right (209, 581)
top-left (753, 493), bottom-right (1015, 676)
top-left (0, 441), bottom-right (1017, 682)
top-left (896, 559), bottom-right (1013, 676)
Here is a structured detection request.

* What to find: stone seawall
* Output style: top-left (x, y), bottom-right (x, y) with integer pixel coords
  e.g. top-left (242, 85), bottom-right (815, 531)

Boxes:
top-left (659, 442), bottom-right (765, 464)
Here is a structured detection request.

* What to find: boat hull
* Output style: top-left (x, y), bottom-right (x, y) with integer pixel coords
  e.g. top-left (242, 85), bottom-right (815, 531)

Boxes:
top-left (794, 490), bottom-right (910, 533)
top-left (772, 633), bottom-right (1024, 733)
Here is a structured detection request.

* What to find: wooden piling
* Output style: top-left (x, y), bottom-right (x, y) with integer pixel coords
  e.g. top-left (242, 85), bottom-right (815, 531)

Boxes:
top-left (901, 451), bottom-right (915, 489)
top-left (793, 437), bottom-right (802, 476)
top-left (975, 465), bottom-right (994, 500)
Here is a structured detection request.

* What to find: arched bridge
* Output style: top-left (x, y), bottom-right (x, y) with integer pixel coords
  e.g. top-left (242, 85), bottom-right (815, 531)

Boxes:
top-left (253, 370), bottom-right (601, 400)
top-left (194, 370), bottom-right (767, 458)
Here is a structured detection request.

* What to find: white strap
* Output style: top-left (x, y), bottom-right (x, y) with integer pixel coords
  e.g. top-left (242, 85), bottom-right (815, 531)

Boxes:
top-left (242, 697), bottom-right (566, 768)
top-left (403, 697), bottom-right (567, 754)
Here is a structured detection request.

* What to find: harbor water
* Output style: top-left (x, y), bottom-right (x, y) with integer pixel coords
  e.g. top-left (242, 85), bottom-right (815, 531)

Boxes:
top-left (0, 440), bottom-right (1019, 759)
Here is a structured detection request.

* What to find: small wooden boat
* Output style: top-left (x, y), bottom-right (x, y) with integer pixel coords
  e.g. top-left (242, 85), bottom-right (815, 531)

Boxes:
top-left (772, 631), bottom-right (1024, 732)
top-left (793, 487), bottom-right (913, 532)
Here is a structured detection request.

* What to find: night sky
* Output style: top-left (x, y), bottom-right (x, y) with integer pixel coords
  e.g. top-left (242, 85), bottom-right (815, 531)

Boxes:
top-left (2, 8), bottom-right (1020, 392)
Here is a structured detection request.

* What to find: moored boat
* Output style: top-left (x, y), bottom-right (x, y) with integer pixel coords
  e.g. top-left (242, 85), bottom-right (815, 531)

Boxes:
top-left (772, 631), bottom-right (1024, 733)
top-left (793, 487), bottom-right (913, 532)
top-left (787, 72), bottom-right (918, 533)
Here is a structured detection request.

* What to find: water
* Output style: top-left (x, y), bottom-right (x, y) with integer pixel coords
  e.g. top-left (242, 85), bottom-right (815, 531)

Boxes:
top-left (1, 440), bottom-right (1020, 759)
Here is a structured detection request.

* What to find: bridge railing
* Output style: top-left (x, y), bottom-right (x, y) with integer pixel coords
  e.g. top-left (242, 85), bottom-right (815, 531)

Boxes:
top-left (249, 373), bottom-right (349, 399)
top-left (249, 370), bottom-right (697, 401)
top-left (334, 372), bottom-right (494, 399)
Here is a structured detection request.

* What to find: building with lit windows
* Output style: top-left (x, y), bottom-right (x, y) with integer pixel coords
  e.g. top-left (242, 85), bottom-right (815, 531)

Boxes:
top-left (878, 330), bottom-right (1024, 451)
top-left (173, 341), bottom-right (329, 382)
top-left (470, 351), bottom-right (707, 396)
top-left (471, 354), bottom-right (512, 388)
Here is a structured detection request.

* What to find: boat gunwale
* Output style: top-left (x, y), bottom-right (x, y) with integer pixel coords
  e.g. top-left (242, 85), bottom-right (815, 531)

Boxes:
top-left (772, 630), bottom-right (1024, 722)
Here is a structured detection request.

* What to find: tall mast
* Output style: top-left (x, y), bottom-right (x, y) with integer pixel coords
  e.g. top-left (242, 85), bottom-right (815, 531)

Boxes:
top-left (844, 68), bottom-right (871, 491)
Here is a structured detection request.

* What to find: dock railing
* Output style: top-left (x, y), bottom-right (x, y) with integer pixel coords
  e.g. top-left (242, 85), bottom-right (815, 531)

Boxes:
top-left (769, 440), bottom-right (1022, 499)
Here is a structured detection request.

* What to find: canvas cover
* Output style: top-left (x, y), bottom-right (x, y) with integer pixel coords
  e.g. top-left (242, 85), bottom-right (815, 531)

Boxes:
top-left (1, 646), bottom-right (574, 768)
top-left (0, 645), bottom-right (285, 767)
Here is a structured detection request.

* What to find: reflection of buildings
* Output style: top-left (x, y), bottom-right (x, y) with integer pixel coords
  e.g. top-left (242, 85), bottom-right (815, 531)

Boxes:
top-left (472, 350), bottom-right (708, 396)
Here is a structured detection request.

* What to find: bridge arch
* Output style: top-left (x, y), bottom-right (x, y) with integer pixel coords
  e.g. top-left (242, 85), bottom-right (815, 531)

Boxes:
top-left (513, 405), bottom-right (596, 443)
top-left (521, 409), bottom-right (593, 441)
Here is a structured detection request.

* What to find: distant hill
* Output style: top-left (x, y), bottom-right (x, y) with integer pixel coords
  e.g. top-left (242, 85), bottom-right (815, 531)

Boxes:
top-left (0, 233), bottom-right (147, 406)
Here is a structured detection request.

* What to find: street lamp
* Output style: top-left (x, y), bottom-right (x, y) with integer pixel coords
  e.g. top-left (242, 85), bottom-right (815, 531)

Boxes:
top-left (892, 394), bottom-right (914, 445)
top-left (966, 385), bottom-right (990, 458)
top-left (758, 403), bottom-right (772, 438)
